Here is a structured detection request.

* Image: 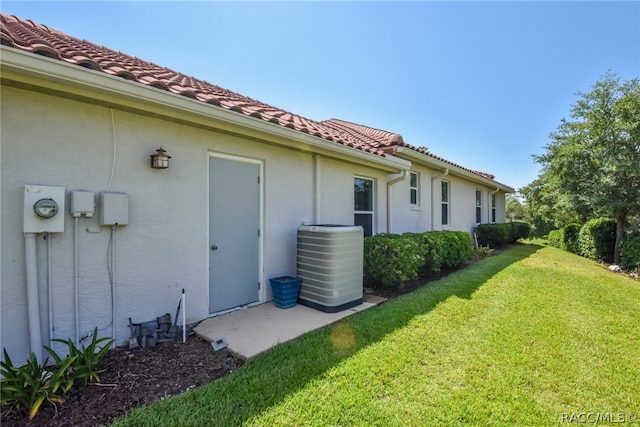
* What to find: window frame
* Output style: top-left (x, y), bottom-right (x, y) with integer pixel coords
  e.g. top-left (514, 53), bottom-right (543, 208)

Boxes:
top-left (354, 176), bottom-right (375, 236)
top-left (475, 189), bottom-right (482, 224)
top-left (409, 172), bottom-right (419, 207)
top-left (491, 193), bottom-right (497, 223)
top-left (441, 179), bottom-right (450, 226)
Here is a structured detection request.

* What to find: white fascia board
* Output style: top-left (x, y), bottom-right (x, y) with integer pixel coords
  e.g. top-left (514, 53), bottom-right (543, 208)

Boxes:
top-left (1, 47), bottom-right (409, 173)
top-left (393, 146), bottom-right (514, 193)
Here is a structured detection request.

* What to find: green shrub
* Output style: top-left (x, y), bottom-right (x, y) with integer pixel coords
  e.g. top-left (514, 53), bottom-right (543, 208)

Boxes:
top-left (621, 233), bottom-right (640, 271)
top-left (45, 327), bottom-right (114, 387)
top-left (509, 222), bottom-right (531, 242)
top-left (363, 234), bottom-right (425, 289)
top-left (404, 231), bottom-right (472, 276)
top-left (578, 218), bottom-right (617, 263)
top-left (439, 231), bottom-right (473, 268)
top-left (476, 223), bottom-right (511, 248)
top-left (560, 223), bottom-right (581, 254)
top-left (1, 349), bottom-right (75, 419)
top-left (548, 229), bottom-right (562, 248)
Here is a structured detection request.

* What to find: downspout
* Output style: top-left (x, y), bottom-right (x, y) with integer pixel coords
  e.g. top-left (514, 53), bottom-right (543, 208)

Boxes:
top-left (488, 187), bottom-right (499, 223)
top-left (431, 168), bottom-right (449, 230)
top-left (386, 170), bottom-right (408, 233)
top-left (24, 233), bottom-right (43, 362)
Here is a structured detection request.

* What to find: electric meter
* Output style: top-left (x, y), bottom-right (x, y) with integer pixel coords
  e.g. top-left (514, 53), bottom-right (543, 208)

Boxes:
top-left (34, 198), bottom-right (59, 218)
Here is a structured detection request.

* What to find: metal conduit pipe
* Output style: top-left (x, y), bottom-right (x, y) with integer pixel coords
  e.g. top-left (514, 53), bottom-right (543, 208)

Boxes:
top-left (24, 232), bottom-right (43, 362)
top-left (47, 233), bottom-right (54, 345)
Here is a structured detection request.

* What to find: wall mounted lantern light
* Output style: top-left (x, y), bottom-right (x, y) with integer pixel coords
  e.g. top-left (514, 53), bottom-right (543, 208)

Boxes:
top-left (150, 147), bottom-right (171, 169)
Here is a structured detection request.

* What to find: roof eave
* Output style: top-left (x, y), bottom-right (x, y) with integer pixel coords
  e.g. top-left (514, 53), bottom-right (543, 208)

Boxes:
top-left (392, 146), bottom-right (514, 192)
top-left (1, 47), bottom-right (410, 173)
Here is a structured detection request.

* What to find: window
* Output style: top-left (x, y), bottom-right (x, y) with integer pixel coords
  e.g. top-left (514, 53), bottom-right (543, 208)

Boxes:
top-left (354, 177), bottom-right (374, 236)
top-left (410, 172), bottom-right (419, 206)
top-left (475, 190), bottom-right (482, 224)
top-left (491, 194), bottom-right (497, 223)
top-left (441, 180), bottom-right (449, 226)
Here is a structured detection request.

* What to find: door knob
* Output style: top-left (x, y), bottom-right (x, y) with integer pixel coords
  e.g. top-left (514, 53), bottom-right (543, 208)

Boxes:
top-left (211, 245), bottom-right (218, 251)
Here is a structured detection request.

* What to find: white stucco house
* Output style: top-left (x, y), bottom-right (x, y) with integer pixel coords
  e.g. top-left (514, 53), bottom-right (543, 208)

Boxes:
top-left (0, 13), bottom-right (514, 362)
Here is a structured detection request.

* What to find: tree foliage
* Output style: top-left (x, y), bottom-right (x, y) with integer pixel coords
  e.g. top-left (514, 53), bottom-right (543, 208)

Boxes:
top-left (527, 71), bottom-right (640, 262)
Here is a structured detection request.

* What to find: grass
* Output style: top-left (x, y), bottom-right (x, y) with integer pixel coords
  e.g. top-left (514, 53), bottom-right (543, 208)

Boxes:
top-left (112, 243), bottom-right (640, 426)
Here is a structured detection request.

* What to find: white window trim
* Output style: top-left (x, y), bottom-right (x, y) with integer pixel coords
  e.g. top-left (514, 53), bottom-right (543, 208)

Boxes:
top-left (475, 189), bottom-right (483, 224)
top-left (441, 179), bottom-right (450, 227)
top-left (354, 176), bottom-right (375, 236)
top-left (410, 171), bottom-right (420, 208)
top-left (491, 194), bottom-right (497, 224)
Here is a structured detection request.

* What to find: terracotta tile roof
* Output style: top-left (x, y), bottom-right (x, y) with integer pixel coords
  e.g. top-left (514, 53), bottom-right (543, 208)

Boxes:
top-left (322, 119), bottom-right (497, 180)
top-left (1, 13), bottom-right (500, 182)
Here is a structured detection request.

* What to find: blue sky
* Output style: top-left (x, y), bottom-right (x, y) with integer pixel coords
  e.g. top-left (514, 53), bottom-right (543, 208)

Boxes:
top-left (2, 1), bottom-right (639, 191)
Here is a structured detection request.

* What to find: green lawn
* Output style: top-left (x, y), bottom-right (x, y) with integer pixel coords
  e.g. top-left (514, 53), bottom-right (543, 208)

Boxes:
top-left (112, 243), bottom-right (640, 426)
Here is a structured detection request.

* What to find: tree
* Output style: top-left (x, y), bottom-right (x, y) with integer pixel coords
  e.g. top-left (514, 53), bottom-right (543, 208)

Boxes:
top-left (505, 193), bottom-right (529, 223)
top-left (533, 71), bottom-right (640, 263)
top-left (519, 174), bottom-right (584, 237)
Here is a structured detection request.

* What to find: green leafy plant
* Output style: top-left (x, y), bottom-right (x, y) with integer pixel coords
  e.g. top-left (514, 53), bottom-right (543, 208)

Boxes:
top-left (578, 218), bottom-right (617, 263)
top-left (547, 229), bottom-right (562, 248)
top-left (1, 349), bottom-right (76, 419)
top-left (364, 234), bottom-right (425, 289)
top-left (45, 328), bottom-right (114, 386)
top-left (621, 233), bottom-right (640, 271)
top-left (509, 221), bottom-right (531, 242)
top-left (476, 223), bottom-right (511, 248)
top-left (560, 223), bottom-right (581, 254)
top-left (471, 245), bottom-right (493, 259)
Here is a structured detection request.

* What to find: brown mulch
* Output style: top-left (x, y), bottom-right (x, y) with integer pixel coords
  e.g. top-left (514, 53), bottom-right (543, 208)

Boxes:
top-left (1, 334), bottom-right (244, 427)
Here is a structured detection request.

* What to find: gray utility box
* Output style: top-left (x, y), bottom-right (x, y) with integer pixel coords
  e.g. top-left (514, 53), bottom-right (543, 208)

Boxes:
top-left (296, 225), bottom-right (363, 313)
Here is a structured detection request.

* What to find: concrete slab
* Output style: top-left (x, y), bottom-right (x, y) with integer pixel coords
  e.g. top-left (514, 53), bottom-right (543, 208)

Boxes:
top-left (193, 296), bottom-right (385, 359)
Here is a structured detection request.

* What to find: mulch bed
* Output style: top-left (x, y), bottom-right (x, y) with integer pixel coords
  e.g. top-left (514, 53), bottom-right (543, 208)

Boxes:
top-left (1, 335), bottom-right (244, 427)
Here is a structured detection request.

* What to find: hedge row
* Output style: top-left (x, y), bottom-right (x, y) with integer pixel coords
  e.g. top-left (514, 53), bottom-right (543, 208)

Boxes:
top-left (363, 231), bottom-right (473, 289)
top-left (548, 223), bottom-right (581, 254)
top-left (547, 218), bottom-right (640, 270)
top-left (475, 222), bottom-right (530, 248)
top-left (621, 233), bottom-right (640, 271)
top-left (578, 218), bottom-right (617, 264)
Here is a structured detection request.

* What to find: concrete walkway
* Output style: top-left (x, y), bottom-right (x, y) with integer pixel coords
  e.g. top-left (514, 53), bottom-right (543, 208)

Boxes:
top-left (193, 295), bottom-right (386, 359)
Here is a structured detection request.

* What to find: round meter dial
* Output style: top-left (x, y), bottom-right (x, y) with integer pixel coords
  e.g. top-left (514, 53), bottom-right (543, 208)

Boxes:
top-left (34, 198), bottom-right (59, 218)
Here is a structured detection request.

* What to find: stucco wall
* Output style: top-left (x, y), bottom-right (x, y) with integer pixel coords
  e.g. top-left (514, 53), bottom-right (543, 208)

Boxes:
top-left (1, 86), bottom-right (340, 360)
top-left (1, 84), bottom-right (512, 362)
top-left (388, 165), bottom-right (510, 235)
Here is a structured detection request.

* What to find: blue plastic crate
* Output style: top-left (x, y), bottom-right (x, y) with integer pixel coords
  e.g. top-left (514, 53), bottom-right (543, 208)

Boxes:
top-left (269, 276), bottom-right (301, 309)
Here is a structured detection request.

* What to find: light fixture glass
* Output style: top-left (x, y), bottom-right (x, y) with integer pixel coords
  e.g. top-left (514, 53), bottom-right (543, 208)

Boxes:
top-left (150, 147), bottom-right (171, 169)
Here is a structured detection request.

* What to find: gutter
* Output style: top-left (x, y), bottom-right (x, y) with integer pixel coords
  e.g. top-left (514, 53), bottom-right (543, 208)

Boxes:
top-left (390, 145), bottom-right (514, 193)
top-left (1, 47), bottom-right (410, 174)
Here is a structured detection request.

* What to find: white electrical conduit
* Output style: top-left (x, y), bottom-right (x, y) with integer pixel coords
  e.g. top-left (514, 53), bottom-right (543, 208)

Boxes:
top-left (47, 233), bottom-right (54, 344)
top-left (111, 227), bottom-right (116, 347)
top-left (24, 233), bottom-right (42, 362)
top-left (74, 217), bottom-right (80, 345)
top-left (107, 108), bottom-right (117, 192)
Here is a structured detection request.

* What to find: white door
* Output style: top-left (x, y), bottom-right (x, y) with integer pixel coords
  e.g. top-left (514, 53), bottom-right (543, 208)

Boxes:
top-left (209, 155), bottom-right (260, 313)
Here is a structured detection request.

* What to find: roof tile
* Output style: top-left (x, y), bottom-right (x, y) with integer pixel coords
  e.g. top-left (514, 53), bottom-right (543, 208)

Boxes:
top-left (1, 12), bottom-right (502, 182)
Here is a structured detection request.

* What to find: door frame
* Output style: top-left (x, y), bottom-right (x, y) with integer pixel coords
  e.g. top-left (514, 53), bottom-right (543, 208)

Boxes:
top-left (208, 151), bottom-right (265, 315)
